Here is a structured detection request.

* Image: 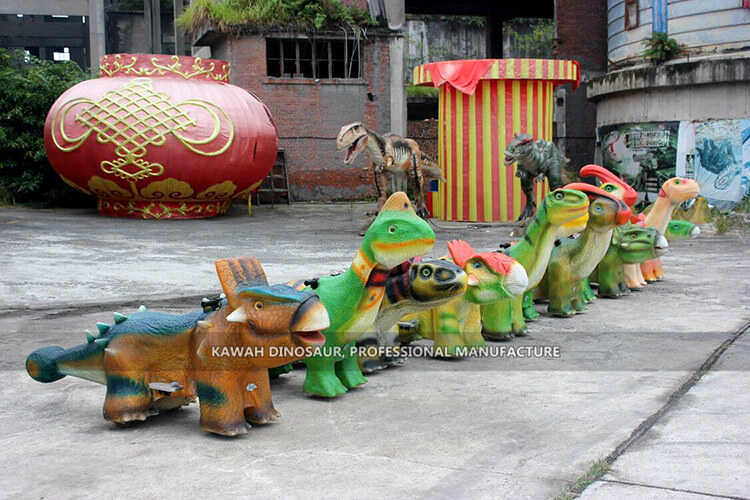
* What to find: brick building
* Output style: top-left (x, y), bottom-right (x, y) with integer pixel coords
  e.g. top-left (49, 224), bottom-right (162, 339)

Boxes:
top-left (195, 29), bottom-right (397, 202)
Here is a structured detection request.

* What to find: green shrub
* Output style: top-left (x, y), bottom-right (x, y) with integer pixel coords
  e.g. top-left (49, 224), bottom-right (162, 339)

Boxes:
top-left (177, 0), bottom-right (374, 34)
top-left (642, 32), bottom-right (684, 64)
top-left (0, 49), bottom-right (92, 207)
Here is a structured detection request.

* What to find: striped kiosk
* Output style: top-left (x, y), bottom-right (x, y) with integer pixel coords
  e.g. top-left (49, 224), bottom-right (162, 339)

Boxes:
top-left (412, 59), bottom-right (580, 222)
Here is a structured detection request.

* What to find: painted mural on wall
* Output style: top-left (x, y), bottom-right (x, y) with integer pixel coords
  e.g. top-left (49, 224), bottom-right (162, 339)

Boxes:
top-left (599, 119), bottom-right (750, 210)
top-left (676, 119), bottom-right (750, 210)
top-left (598, 122), bottom-right (679, 202)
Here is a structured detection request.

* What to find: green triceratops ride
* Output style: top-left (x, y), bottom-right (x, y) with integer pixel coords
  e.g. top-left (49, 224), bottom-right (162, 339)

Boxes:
top-left (26, 257), bottom-right (329, 436)
top-left (300, 191), bottom-right (435, 398)
top-left (481, 188), bottom-right (591, 339)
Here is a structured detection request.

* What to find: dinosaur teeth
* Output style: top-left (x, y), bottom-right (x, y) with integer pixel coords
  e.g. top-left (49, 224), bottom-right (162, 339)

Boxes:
top-left (246, 383), bottom-right (257, 392)
top-left (96, 322), bottom-right (110, 334)
top-left (197, 320), bottom-right (212, 329)
top-left (138, 305), bottom-right (147, 312)
top-left (94, 337), bottom-right (110, 346)
top-left (113, 312), bottom-right (127, 324)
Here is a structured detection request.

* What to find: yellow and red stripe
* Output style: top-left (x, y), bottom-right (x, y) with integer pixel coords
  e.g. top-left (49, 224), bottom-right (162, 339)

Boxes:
top-left (414, 59), bottom-right (579, 222)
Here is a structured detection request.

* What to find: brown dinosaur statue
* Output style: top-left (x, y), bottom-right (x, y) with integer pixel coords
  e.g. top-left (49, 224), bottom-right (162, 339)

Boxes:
top-left (336, 122), bottom-right (442, 221)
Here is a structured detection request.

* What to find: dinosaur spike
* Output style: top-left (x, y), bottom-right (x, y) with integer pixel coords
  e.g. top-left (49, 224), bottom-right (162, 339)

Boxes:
top-left (96, 322), bottom-right (110, 334)
top-left (94, 337), bottom-right (109, 346)
top-left (138, 305), bottom-right (147, 312)
top-left (113, 312), bottom-right (127, 324)
top-left (86, 330), bottom-right (95, 343)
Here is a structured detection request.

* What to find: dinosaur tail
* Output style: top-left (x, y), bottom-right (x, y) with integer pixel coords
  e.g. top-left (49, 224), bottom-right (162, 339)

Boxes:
top-left (26, 346), bottom-right (67, 382)
top-left (26, 341), bottom-right (106, 384)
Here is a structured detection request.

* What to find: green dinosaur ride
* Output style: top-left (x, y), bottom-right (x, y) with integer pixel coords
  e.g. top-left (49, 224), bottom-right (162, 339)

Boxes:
top-left (481, 188), bottom-right (591, 340)
top-left (665, 219), bottom-right (700, 240)
top-left (404, 240), bottom-right (528, 356)
top-left (592, 225), bottom-right (669, 298)
top-left (536, 182), bottom-right (631, 316)
top-left (301, 192), bottom-right (435, 398)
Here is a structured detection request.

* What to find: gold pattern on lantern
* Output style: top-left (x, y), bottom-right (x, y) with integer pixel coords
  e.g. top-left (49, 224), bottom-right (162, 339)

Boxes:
top-left (100, 200), bottom-right (231, 219)
top-left (99, 55), bottom-right (231, 82)
top-left (140, 178), bottom-right (194, 199)
top-left (51, 78), bottom-right (235, 196)
top-left (88, 176), bottom-right (134, 199)
top-left (196, 181), bottom-right (237, 200)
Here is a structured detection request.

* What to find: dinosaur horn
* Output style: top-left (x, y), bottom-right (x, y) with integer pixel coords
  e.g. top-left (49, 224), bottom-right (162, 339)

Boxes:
top-left (579, 164), bottom-right (638, 207)
top-left (226, 307), bottom-right (247, 323)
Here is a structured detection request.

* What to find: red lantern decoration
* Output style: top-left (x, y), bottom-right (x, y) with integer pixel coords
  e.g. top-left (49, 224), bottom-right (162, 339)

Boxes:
top-left (44, 54), bottom-right (278, 219)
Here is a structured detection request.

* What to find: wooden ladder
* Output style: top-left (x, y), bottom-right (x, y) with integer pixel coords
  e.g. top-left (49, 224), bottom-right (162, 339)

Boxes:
top-left (249, 149), bottom-right (291, 214)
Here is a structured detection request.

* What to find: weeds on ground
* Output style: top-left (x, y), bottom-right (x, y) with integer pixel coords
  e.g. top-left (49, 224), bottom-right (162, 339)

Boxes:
top-left (555, 459), bottom-right (610, 500)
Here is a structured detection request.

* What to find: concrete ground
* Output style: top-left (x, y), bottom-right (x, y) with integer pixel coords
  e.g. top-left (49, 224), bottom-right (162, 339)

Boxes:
top-left (0, 202), bottom-right (748, 499)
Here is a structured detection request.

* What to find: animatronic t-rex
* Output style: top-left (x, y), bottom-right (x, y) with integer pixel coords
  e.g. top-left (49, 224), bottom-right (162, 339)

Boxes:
top-left (504, 133), bottom-right (576, 220)
top-left (481, 188), bottom-right (591, 339)
top-left (299, 191), bottom-right (435, 397)
top-left (404, 240), bottom-right (528, 356)
top-left (640, 177), bottom-right (699, 282)
top-left (536, 182), bottom-right (631, 316)
top-left (25, 257), bottom-right (329, 436)
top-left (336, 122), bottom-right (442, 218)
top-left (356, 258), bottom-right (468, 373)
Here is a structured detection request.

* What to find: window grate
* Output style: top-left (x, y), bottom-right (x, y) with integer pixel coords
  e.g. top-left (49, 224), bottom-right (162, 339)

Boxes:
top-left (266, 37), bottom-right (361, 79)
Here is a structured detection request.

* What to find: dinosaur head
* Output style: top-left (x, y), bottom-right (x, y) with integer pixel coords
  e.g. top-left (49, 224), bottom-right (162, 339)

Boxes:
top-left (215, 258), bottom-right (329, 367)
top-left (612, 225), bottom-right (669, 264)
top-left (659, 177), bottom-right (700, 205)
top-left (407, 259), bottom-right (468, 304)
top-left (579, 164), bottom-right (638, 207)
top-left (364, 192), bottom-right (435, 269)
top-left (336, 122), bottom-right (369, 164)
top-left (448, 240), bottom-right (529, 303)
top-left (541, 188), bottom-right (591, 237)
top-left (562, 182), bottom-right (632, 231)
top-left (664, 220), bottom-right (700, 241)
top-left (504, 133), bottom-right (534, 166)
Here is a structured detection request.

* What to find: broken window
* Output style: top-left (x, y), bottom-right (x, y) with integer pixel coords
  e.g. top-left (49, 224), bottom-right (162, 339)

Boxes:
top-left (624, 0), bottom-right (639, 30)
top-left (266, 37), bottom-right (361, 79)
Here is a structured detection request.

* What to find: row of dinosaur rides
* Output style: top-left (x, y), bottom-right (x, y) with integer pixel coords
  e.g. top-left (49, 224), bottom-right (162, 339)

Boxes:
top-left (25, 125), bottom-right (701, 436)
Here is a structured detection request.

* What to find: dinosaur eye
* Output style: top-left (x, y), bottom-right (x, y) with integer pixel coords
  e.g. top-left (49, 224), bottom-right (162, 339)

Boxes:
top-left (554, 191), bottom-right (564, 200)
top-left (674, 179), bottom-right (681, 184)
top-left (595, 205), bottom-right (602, 212)
top-left (254, 301), bottom-right (263, 310)
top-left (421, 267), bottom-right (432, 278)
top-left (604, 185), bottom-right (616, 191)
top-left (630, 234), bottom-right (637, 239)
top-left (388, 225), bottom-right (396, 233)
top-left (473, 261), bottom-right (483, 269)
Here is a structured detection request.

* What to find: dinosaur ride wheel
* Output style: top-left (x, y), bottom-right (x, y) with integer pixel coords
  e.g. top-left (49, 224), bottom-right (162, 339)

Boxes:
top-left (412, 58), bottom-right (580, 222)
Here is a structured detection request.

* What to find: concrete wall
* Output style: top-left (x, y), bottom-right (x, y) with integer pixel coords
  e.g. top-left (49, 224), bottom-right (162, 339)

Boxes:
top-left (589, 55), bottom-right (750, 125)
top-left (211, 33), bottom-right (393, 202)
top-left (608, 0), bottom-right (750, 64)
top-left (405, 16), bottom-right (486, 80)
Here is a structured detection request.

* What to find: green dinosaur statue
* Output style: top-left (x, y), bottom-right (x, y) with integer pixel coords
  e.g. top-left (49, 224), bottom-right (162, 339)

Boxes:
top-left (665, 219), bottom-right (700, 240)
top-left (357, 258), bottom-right (468, 373)
top-left (25, 257), bottom-right (329, 436)
top-left (301, 191), bottom-right (435, 397)
top-left (592, 225), bottom-right (669, 298)
top-left (536, 182), bottom-right (631, 316)
top-left (481, 188), bottom-right (590, 339)
top-left (405, 240), bottom-right (529, 356)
